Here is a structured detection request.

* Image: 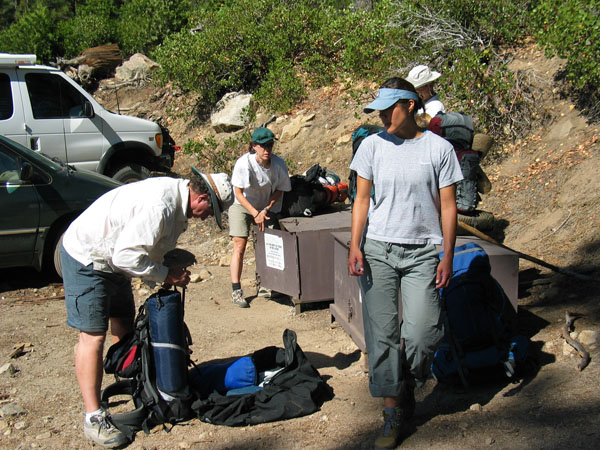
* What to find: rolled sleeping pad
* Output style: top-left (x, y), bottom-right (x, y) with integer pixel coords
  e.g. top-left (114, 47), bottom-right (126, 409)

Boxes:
top-left (147, 289), bottom-right (188, 396)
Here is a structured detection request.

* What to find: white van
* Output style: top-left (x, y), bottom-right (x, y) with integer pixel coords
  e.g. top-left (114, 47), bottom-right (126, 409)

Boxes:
top-left (0, 53), bottom-right (175, 183)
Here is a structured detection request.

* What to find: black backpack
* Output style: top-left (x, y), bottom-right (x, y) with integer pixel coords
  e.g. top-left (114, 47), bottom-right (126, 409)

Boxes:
top-left (431, 243), bottom-right (529, 387)
top-left (348, 124), bottom-right (383, 204)
top-left (101, 288), bottom-right (196, 440)
top-left (280, 165), bottom-right (329, 218)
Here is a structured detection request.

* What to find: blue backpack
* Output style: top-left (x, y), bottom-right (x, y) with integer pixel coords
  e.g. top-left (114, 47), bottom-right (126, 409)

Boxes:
top-left (431, 243), bottom-right (529, 387)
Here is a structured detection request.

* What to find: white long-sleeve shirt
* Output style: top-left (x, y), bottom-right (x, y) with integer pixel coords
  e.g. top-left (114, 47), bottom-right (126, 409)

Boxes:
top-left (62, 177), bottom-right (190, 283)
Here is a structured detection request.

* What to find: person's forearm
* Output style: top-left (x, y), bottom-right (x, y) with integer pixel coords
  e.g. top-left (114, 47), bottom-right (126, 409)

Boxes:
top-left (440, 186), bottom-right (458, 258)
top-left (265, 190), bottom-right (284, 211)
top-left (350, 196), bottom-right (369, 251)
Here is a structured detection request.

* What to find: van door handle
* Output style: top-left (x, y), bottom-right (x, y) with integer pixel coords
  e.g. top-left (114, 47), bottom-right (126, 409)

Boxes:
top-left (30, 136), bottom-right (39, 151)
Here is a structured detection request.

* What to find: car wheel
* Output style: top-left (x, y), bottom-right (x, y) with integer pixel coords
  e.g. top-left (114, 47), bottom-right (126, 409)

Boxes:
top-left (53, 231), bottom-right (65, 279)
top-left (457, 210), bottom-right (495, 232)
top-left (111, 164), bottom-right (151, 184)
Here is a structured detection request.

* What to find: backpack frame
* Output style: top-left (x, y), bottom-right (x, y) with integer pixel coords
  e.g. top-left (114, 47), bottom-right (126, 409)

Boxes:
top-left (101, 287), bottom-right (195, 440)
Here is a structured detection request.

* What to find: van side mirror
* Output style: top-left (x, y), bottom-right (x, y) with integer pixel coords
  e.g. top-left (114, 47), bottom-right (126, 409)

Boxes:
top-left (83, 101), bottom-right (94, 118)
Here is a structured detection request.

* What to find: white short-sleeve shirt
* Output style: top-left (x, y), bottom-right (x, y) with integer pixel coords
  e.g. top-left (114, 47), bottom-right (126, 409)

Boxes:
top-left (231, 153), bottom-right (292, 213)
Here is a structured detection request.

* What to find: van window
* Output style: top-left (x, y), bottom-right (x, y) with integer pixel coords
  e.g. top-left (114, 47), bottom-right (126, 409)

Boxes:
top-left (0, 73), bottom-right (13, 120)
top-left (25, 73), bottom-right (88, 119)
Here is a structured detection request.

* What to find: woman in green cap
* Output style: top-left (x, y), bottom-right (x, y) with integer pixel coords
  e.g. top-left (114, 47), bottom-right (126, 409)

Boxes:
top-left (228, 127), bottom-right (291, 308)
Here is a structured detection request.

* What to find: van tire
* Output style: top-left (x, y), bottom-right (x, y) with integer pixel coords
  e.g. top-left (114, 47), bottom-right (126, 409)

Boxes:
top-left (112, 164), bottom-right (150, 183)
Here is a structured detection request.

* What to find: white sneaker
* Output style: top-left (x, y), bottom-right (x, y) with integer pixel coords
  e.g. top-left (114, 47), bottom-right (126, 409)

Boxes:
top-left (83, 413), bottom-right (128, 448)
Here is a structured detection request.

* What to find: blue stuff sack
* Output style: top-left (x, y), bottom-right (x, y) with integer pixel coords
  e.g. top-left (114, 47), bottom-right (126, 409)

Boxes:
top-left (190, 356), bottom-right (257, 398)
top-left (147, 289), bottom-right (188, 395)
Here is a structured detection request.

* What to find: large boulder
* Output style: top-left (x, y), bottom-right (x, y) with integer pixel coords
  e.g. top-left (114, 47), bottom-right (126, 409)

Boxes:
top-left (210, 92), bottom-right (253, 132)
top-left (115, 53), bottom-right (160, 82)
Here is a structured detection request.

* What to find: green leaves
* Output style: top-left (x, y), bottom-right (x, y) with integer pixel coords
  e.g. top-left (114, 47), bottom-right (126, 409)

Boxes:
top-left (153, 0), bottom-right (395, 111)
top-left (534, 0), bottom-right (600, 90)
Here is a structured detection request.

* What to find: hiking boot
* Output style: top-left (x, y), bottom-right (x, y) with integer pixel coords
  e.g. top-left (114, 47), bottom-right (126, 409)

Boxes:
top-left (232, 289), bottom-right (249, 308)
top-left (83, 412), bottom-right (128, 448)
top-left (374, 407), bottom-right (403, 449)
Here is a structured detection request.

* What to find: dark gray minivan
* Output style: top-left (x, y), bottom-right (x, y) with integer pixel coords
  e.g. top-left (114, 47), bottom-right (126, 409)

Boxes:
top-left (0, 135), bottom-right (120, 278)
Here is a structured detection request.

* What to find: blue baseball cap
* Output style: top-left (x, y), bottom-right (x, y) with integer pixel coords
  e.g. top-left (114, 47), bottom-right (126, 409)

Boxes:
top-left (363, 88), bottom-right (420, 114)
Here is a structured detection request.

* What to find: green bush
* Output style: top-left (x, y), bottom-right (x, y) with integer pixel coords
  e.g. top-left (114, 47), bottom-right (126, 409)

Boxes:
top-left (255, 59), bottom-right (306, 112)
top-left (59, 0), bottom-right (118, 58)
top-left (534, 0), bottom-right (600, 90)
top-left (183, 134), bottom-right (243, 174)
top-left (0, 3), bottom-right (57, 62)
top-left (438, 48), bottom-right (535, 143)
top-left (153, 0), bottom-right (397, 111)
top-left (117, 0), bottom-right (193, 55)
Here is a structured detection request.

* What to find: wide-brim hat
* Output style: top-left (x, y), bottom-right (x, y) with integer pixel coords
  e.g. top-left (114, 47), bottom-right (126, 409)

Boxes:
top-left (406, 65), bottom-right (442, 88)
top-left (191, 166), bottom-right (233, 230)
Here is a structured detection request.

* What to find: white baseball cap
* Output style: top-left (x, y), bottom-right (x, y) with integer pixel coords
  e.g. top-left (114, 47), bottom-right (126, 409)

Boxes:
top-left (191, 167), bottom-right (233, 229)
top-left (406, 65), bottom-right (442, 88)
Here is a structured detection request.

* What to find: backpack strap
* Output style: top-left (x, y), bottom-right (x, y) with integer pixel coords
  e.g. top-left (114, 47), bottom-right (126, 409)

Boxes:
top-left (441, 300), bottom-right (470, 389)
top-left (101, 379), bottom-right (147, 440)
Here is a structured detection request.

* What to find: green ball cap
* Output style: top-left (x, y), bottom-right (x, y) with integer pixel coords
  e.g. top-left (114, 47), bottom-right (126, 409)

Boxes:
top-left (251, 127), bottom-right (276, 144)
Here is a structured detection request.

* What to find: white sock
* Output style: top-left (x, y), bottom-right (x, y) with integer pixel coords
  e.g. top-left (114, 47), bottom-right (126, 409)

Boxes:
top-left (85, 408), bottom-right (104, 425)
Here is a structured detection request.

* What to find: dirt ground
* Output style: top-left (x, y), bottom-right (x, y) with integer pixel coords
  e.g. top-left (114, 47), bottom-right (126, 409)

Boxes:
top-left (1, 46), bottom-right (600, 449)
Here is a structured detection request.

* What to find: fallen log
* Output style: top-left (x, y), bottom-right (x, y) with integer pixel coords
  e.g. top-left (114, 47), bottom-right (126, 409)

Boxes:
top-left (561, 311), bottom-right (591, 371)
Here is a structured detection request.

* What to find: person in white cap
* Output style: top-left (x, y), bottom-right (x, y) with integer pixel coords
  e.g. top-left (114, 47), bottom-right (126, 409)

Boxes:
top-left (349, 77), bottom-right (462, 449)
top-left (406, 64), bottom-right (446, 118)
top-left (60, 169), bottom-right (233, 448)
top-left (229, 127), bottom-right (292, 308)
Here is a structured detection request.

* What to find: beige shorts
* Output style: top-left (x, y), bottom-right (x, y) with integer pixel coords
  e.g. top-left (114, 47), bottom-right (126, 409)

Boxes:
top-left (228, 202), bottom-right (281, 238)
top-left (228, 202), bottom-right (255, 237)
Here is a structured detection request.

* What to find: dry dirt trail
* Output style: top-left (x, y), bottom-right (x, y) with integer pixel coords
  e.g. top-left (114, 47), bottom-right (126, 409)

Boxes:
top-left (1, 47), bottom-right (599, 449)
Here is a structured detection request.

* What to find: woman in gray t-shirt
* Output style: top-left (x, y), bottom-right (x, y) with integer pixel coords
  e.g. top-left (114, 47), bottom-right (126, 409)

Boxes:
top-left (348, 77), bottom-right (462, 450)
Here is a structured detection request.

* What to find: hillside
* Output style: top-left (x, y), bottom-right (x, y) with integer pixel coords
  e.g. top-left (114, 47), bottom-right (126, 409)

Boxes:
top-left (0, 45), bottom-right (599, 449)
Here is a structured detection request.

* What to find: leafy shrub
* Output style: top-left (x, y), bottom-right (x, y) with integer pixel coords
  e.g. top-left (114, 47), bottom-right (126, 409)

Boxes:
top-left (533, 0), bottom-right (600, 91)
top-left (255, 59), bottom-right (306, 112)
top-left (439, 48), bottom-right (539, 146)
top-left (183, 132), bottom-right (248, 174)
top-left (153, 0), bottom-right (397, 111)
top-left (0, 3), bottom-right (57, 62)
top-left (58, 0), bottom-right (118, 58)
top-left (117, 0), bottom-right (193, 55)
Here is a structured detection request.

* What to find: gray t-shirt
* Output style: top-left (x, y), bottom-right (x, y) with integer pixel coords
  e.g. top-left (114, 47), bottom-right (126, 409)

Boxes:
top-left (350, 130), bottom-right (463, 245)
top-left (231, 152), bottom-right (292, 213)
